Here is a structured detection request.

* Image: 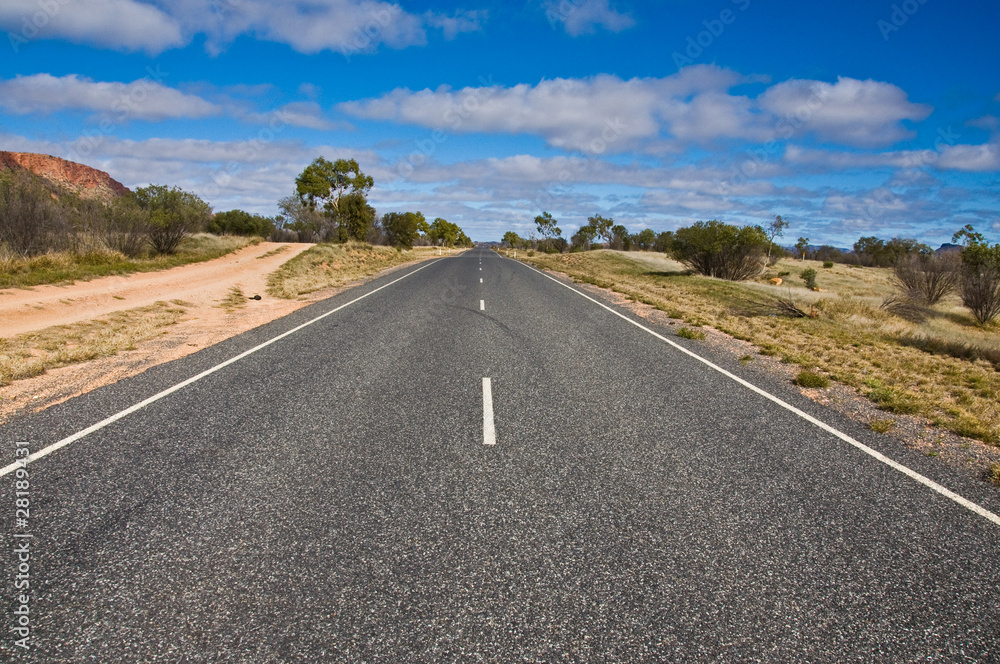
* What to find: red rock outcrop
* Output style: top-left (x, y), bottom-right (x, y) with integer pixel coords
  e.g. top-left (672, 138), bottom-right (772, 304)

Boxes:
top-left (0, 151), bottom-right (129, 202)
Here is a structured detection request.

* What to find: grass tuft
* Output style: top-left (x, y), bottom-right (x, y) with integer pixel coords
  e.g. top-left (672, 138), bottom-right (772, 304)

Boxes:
top-left (677, 327), bottom-right (706, 340)
top-left (987, 463), bottom-right (1000, 488)
top-left (869, 418), bottom-right (897, 433)
top-left (796, 370), bottom-right (830, 388)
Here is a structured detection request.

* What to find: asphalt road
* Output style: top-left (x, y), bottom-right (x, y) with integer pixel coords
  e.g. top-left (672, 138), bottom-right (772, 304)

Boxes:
top-left (2, 246), bottom-right (999, 662)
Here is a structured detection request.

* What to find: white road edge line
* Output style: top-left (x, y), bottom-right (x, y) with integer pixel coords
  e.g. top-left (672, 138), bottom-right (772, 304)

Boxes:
top-left (518, 260), bottom-right (1000, 528)
top-left (483, 377), bottom-right (496, 446)
top-left (0, 258), bottom-right (448, 477)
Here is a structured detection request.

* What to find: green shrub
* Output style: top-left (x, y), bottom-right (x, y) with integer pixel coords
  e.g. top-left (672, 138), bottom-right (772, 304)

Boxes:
top-left (677, 327), bottom-right (706, 340)
top-left (823, 261), bottom-right (834, 268)
top-left (207, 209), bottom-right (276, 237)
top-left (800, 268), bottom-right (818, 289)
top-left (795, 370), bottom-right (830, 388)
top-left (670, 220), bottom-right (769, 281)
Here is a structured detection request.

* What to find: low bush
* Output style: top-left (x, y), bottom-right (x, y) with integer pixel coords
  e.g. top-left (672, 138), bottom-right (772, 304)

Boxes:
top-left (671, 220), bottom-right (769, 281)
top-left (800, 268), bottom-right (818, 289)
top-left (892, 253), bottom-right (959, 305)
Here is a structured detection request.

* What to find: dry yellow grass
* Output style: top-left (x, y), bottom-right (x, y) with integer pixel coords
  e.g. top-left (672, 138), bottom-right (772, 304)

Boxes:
top-left (524, 250), bottom-right (1000, 445)
top-left (267, 242), bottom-right (442, 299)
top-left (0, 301), bottom-right (187, 385)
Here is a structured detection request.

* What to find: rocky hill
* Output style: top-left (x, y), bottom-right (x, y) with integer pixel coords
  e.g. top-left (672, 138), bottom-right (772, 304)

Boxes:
top-left (0, 151), bottom-right (129, 202)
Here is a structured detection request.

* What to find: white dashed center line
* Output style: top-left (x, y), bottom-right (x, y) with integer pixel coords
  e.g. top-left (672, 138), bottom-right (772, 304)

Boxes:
top-left (480, 300), bottom-right (485, 310)
top-left (482, 377), bottom-right (496, 446)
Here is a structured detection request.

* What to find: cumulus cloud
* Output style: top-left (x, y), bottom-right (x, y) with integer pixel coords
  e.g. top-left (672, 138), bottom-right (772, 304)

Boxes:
top-left (936, 142), bottom-right (1000, 172)
top-left (0, 0), bottom-right (484, 56)
top-left (339, 68), bottom-right (934, 153)
top-left (194, 0), bottom-right (427, 56)
top-left (759, 77), bottom-right (931, 147)
top-left (0, 0), bottom-right (183, 54)
top-left (0, 74), bottom-right (219, 120)
top-left (340, 66), bottom-right (756, 153)
top-left (544, 0), bottom-right (636, 36)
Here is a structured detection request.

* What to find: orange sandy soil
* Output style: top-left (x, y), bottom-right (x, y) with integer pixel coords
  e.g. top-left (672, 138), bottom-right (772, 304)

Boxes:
top-left (0, 242), bottom-right (424, 424)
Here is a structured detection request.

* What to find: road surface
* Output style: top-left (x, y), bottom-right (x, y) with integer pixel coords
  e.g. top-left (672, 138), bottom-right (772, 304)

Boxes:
top-left (2, 247), bottom-right (999, 662)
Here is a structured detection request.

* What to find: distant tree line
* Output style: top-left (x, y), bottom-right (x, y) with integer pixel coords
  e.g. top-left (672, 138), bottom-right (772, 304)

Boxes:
top-left (0, 154), bottom-right (474, 259)
top-left (273, 156), bottom-right (472, 248)
top-left (500, 213), bottom-right (1000, 323)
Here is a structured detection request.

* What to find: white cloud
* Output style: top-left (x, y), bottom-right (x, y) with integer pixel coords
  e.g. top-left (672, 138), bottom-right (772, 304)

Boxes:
top-left (0, 74), bottom-right (219, 120)
top-left (785, 142), bottom-right (1000, 173)
top-left (544, 0), bottom-right (636, 36)
top-left (339, 68), bottom-right (933, 152)
top-left (0, 0), bottom-right (481, 56)
top-left (340, 66), bottom-right (755, 153)
top-left (0, 0), bottom-right (184, 54)
top-left (784, 145), bottom-right (937, 170)
top-left (759, 77), bottom-right (931, 147)
top-left (240, 102), bottom-right (347, 131)
top-left (195, 0), bottom-right (427, 56)
top-left (936, 142), bottom-right (1000, 172)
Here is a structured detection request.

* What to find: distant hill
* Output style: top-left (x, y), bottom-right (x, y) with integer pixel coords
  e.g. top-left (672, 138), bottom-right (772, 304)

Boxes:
top-left (0, 151), bottom-right (129, 203)
top-left (936, 243), bottom-right (962, 254)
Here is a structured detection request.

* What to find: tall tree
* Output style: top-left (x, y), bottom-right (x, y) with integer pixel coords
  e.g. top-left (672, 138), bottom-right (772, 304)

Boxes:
top-left (634, 228), bottom-right (656, 251)
top-left (337, 192), bottom-right (376, 242)
top-left (765, 215), bottom-right (788, 266)
top-left (429, 217), bottom-right (460, 247)
top-left (382, 211), bottom-right (425, 249)
top-left (534, 211), bottom-right (561, 240)
top-left (295, 157), bottom-right (373, 217)
top-left (588, 214), bottom-right (614, 247)
top-left (795, 236), bottom-right (810, 260)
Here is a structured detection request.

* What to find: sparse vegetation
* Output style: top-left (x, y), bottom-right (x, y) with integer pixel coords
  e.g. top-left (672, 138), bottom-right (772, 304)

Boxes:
top-left (218, 286), bottom-right (248, 310)
top-left (869, 418), bottom-right (897, 433)
top-left (987, 463), bottom-right (1000, 488)
top-left (0, 302), bottom-right (186, 385)
top-left (267, 242), bottom-right (436, 298)
top-left (0, 234), bottom-right (256, 289)
top-left (521, 250), bottom-right (1000, 445)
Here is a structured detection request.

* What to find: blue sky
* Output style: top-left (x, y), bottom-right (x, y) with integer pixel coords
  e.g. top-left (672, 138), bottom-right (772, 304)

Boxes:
top-left (1, 0), bottom-right (998, 246)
